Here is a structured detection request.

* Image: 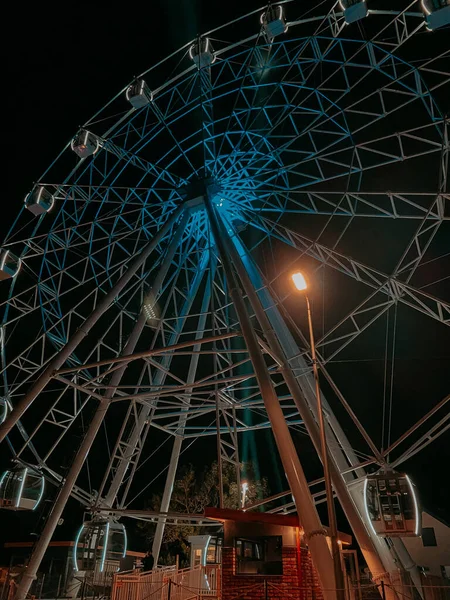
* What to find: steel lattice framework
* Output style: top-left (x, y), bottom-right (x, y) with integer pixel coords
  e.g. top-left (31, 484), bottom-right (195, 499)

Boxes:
top-left (1, 2), bottom-right (449, 599)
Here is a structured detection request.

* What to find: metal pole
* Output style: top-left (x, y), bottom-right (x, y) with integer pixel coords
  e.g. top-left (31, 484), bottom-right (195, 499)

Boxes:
top-left (13, 212), bottom-right (189, 600)
top-left (98, 210), bottom-right (190, 505)
top-left (0, 206), bottom-right (184, 443)
top-left (305, 295), bottom-right (346, 600)
top-left (222, 227), bottom-right (396, 600)
top-left (204, 195), bottom-right (337, 600)
top-left (151, 265), bottom-right (213, 562)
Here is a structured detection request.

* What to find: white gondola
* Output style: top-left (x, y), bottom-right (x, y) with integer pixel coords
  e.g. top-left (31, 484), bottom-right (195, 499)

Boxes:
top-left (74, 518), bottom-right (127, 572)
top-left (422, 0), bottom-right (450, 30)
top-left (260, 5), bottom-right (288, 39)
top-left (24, 186), bottom-right (55, 216)
top-left (364, 470), bottom-right (421, 537)
top-left (71, 129), bottom-right (100, 158)
top-left (339, 0), bottom-right (368, 23)
top-left (0, 467), bottom-right (45, 511)
top-left (0, 250), bottom-right (21, 281)
top-left (126, 79), bottom-right (153, 108)
top-left (189, 38), bottom-right (215, 69)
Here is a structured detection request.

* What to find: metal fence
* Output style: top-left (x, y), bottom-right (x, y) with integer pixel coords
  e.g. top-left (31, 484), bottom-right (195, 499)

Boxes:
top-left (112, 565), bottom-right (221, 600)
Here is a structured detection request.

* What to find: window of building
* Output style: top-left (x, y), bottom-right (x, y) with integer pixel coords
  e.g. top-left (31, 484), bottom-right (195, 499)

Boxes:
top-left (235, 536), bottom-right (282, 575)
top-left (421, 527), bottom-right (437, 547)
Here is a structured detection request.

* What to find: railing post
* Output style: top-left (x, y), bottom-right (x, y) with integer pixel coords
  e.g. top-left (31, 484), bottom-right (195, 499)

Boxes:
top-left (168, 579), bottom-right (172, 600)
top-left (381, 580), bottom-right (386, 600)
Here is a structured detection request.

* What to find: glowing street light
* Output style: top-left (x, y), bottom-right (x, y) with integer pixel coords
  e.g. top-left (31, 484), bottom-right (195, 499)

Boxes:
top-left (292, 271), bottom-right (308, 291)
top-left (291, 271), bottom-right (345, 600)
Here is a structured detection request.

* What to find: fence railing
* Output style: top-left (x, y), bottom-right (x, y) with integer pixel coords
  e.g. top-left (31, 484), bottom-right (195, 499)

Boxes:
top-left (112, 564), bottom-right (221, 600)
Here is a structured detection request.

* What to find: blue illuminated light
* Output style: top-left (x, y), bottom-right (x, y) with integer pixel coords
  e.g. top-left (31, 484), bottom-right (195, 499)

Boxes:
top-left (122, 524), bottom-right (127, 558)
top-left (73, 524), bottom-right (85, 572)
top-left (405, 474), bottom-right (420, 536)
top-left (34, 475), bottom-right (45, 511)
top-left (363, 478), bottom-right (378, 537)
top-left (100, 521), bottom-right (110, 572)
top-left (16, 468), bottom-right (27, 508)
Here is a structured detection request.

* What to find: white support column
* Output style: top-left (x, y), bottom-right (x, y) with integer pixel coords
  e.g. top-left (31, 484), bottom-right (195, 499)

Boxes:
top-left (205, 195), bottom-right (337, 600)
top-left (13, 210), bottom-right (188, 600)
top-left (152, 259), bottom-right (215, 563)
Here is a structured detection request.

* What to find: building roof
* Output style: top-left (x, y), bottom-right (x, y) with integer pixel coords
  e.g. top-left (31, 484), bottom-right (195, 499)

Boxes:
top-left (204, 507), bottom-right (352, 545)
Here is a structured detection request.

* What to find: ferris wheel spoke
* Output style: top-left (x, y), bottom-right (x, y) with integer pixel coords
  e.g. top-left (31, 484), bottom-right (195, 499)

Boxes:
top-left (0, 208), bottom-right (186, 444)
top-left (2, 198), bottom-right (179, 327)
top-left (246, 214), bottom-right (450, 327)
top-left (100, 137), bottom-right (183, 188)
top-left (234, 189), bottom-right (449, 220)
top-left (11, 272), bottom-right (170, 462)
top-left (214, 31), bottom-right (446, 185)
top-left (150, 101), bottom-right (202, 178)
top-left (274, 119), bottom-right (444, 187)
top-left (97, 251), bottom-right (211, 508)
top-left (14, 212), bottom-right (192, 481)
top-left (382, 393), bottom-right (450, 463)
top-left (390, 414), bottom-right (450, 469)
top-left (1, 225), bottom-right (169, 330)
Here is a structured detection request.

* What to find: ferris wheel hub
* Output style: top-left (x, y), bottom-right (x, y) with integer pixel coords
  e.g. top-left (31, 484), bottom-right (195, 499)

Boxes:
top-left (179, 177), bottom-right (223, 210)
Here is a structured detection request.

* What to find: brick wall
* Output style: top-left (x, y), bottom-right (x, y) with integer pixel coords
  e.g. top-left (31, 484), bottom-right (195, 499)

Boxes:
top-left (221, 545), bottom-right (323, 600)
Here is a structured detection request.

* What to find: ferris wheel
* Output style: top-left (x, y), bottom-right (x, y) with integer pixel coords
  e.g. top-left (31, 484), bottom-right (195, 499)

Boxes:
top-left (1, 1), bottom-right (449, 599)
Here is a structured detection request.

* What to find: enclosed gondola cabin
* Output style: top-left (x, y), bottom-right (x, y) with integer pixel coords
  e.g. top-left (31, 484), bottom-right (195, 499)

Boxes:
top-left (74, 518), bottom-right (127, 572)
top-left (189, 38), bottom-right (215, 69)
top-left (260, 5), bottom-right (288, 39)
top-left (364, 471), bottom-right (421, 537)
top-left (339, 0), bottom-right (368, 23)
top-left (126, 79), bottom-right (153, 108)
top-left (0, 250), bottom-right (21, 281)
top-left (0, 468), bottom-right (45, 511)
top-left (71, 129), bottom-right (100, 158)
top-left (24, 186), bottom-right (55, 216)
top-left (422, 0), bottom-right (450, 30)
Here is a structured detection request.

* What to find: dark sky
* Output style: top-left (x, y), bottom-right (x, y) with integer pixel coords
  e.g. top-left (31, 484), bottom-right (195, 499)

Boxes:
top-left (2, 0), bottom-right (450, 557)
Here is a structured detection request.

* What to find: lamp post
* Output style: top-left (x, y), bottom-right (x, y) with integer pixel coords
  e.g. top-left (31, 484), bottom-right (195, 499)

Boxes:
top-left (291, 272), bottom-right (346, 600)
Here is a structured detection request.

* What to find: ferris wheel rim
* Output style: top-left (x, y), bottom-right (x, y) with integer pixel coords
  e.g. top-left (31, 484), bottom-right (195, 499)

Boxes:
top-left (1, 1), bottom-right (448, 524)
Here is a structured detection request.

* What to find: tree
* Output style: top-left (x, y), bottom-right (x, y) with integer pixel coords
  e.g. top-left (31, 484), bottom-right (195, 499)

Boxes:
top-left (138, 461), bottom-right (269, 565)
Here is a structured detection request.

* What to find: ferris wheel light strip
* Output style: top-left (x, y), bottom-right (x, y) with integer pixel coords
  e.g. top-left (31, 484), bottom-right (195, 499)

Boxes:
top-left (34, 475), bottom-right (45, 511)
top-left (363, 477), bottom-right (378, 537)
top-left (405, 474), bottom-right (420, 536)
top-left (100, 521), bottom-right (110, 572)
top-left (0, 250), bottom-right (9, 271)
top-left (16, 468), bottom-right (27, 508)
top-left (73, 524), bottom-right (84, 572)
top-left (122, 524), bottom-right (128, 558)
top-left (421, 0), bottom-right (431, 15)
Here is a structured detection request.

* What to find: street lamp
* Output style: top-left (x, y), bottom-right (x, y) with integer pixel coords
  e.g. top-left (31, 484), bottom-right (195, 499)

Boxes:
top-left (291, 272), bottom-right (346, 600)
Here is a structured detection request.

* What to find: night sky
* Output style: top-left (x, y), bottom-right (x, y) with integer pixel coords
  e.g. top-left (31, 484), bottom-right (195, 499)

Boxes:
top-left (2, 0), bottom-right (450, 559)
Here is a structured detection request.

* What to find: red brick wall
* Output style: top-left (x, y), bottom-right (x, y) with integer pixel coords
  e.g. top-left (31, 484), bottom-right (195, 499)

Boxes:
top-left (221, 545), bottom-right (323, 600)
